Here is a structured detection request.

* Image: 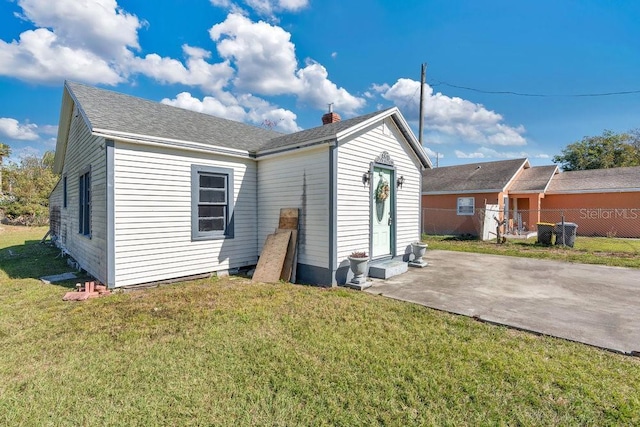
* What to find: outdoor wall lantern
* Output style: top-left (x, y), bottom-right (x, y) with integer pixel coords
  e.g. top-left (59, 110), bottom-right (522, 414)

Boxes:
top-left (396, 175), bottom-right (405, 189)
top-left (362, 170), bottom-right (372, 187)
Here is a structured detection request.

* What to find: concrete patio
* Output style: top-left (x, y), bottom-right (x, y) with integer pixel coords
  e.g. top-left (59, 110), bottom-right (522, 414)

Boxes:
top-left (365, 250), bottom-right (640, 355)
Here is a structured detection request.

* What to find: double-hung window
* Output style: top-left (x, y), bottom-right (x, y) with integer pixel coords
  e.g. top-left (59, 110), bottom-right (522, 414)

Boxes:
top-left (191, 165), bottom-right (234, 240)
top-left (78, 168), bottom-right (91, 236)
top-left (457, 197), bottom-right (475, 216)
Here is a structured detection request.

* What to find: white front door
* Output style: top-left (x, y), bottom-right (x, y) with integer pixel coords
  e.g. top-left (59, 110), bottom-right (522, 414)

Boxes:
top-left (372, 167), bottom-right (393, 258)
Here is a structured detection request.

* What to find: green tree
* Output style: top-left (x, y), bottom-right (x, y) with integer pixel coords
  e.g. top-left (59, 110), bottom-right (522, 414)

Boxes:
top-left (553, 130), bottom-right (640, 171)
top-left (0, 142), bottom-right (10, 195)
top-left (2, 151), bottom-right (59, 224)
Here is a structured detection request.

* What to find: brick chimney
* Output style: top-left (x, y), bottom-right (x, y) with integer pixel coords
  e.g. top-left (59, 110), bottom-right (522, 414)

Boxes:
top-left (321, 103), bottom-right (341, 125)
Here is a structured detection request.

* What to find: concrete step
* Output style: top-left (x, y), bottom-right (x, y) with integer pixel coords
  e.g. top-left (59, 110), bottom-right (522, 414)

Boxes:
top-left (368, 258), bottom-right (408, 280)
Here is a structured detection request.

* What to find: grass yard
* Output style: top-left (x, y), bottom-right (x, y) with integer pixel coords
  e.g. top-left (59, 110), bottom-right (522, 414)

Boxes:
top-left (1, 225), bottom-right (640, 425)
top-left (423, 234), bottom-right (640, 269)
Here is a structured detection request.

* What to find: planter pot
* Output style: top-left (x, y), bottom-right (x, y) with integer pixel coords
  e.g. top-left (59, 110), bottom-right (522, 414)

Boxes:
top-left (409, 242), bottom-right (428, 268)
top-left (348, 256), bottom-right (369, 285)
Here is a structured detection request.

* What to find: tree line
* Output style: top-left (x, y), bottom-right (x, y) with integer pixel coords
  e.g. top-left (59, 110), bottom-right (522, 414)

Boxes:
top-left (552, 128), bottom-right (640, 171)
top-left (0, 143), bottom-right (58, 226)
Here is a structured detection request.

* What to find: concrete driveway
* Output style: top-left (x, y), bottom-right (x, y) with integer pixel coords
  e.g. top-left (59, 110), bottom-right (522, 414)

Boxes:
top-left (365, 250), bottom-right (640, 355)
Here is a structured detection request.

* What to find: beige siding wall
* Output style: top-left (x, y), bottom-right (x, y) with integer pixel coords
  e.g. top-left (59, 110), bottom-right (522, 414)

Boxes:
top-left (336, 118), bottom-right (423, 262)
top-left (113, 141), bottom-right (257, 287)
top-left (257, 146), bottom-right (330, 269)
top-left (58, 107), bottom-right (108, 283)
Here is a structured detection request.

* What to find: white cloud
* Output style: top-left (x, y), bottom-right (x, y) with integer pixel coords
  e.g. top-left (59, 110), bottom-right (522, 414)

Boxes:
top-left (0, 0), bottom-right (146, 84)
top-left (371, 83), bottom-right (390, 93)
top-left (211, 14), bottom-right (301, 94)
top-left (2, 2), bottom-right (362, 129)
top-left (128, 45), bottom-right (235, 93)
top-left (162, 91), bottom-right (300, 133)
top-left (296, 60), bottom-right (365, 114)
top-left (377, 78), bottom-right (527, 146)
top-left (210, 0), bottom-right (308, 19)
top-left (40, 125), bottom-right (59, 136)
top-left (454, 150), bottom-right (486, 159)
top-left (16, 0), bottom-right (142, 59)
top-left (210, 13), bottom-right (365, 113)
top-left (331, 52), bottom-right (337, 59)
top-left (455, 147), bottom-right (530, 159)
top-left (0, 28), bottom-right (123, 84)
top-left (423, 146), bottom-right (441, 158)
top-left (0, 118), bottom-right (39, 140)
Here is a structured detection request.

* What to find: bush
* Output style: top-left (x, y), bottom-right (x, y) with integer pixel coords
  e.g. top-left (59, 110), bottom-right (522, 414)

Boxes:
top-left (1, 202), bottom-right (50, 226)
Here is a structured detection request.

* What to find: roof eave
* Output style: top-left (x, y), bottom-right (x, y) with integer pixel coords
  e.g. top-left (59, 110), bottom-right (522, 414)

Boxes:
top-left (389, 109), bottom-right (432, 169)
top-left (92, 130), bottom-right (253, 159)
top-left (502, 158), bottom-right (530, 193)
top-left (546, 188), bottom-right (640, 195)
top-left (422, 189), bottom-right (505, 195)
top-left (540, 166), bottom-right (560, 193)
top-left (255, 138), bottom-right (336, 159)
top-left (52, 85), bottom-right (73, 174)
top-left (256, 135), bottom-right (336, 157)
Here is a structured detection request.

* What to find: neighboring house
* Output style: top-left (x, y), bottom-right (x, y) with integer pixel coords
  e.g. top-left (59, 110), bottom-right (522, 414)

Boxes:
top-left (422, 157), bottom-right (640, 238)
top-left (543, 166), bottom-right (640, 237)
top-left (49, 81), bottom-right (431, 288)
top-left (421, 158), bottom-right (557, 235)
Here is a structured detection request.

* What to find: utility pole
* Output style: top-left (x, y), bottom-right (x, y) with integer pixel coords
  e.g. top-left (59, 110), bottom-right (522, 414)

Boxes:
top-left (418, 63), bottom-right (426, 145)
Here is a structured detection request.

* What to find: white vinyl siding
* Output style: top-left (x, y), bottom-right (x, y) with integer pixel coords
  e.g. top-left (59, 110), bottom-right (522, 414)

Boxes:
top-left (257, 146), bottom-right (330, 269)
top-left (336, 117), bottom-right (423, 262)
top-left (56, 106), bottom-right (108, 283)
top-left (112, 141), bottom-right (257, 287)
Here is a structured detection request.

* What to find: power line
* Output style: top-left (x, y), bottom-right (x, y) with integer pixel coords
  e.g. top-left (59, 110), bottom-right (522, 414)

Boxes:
top-left (429, 80), bottom-right (640, 98)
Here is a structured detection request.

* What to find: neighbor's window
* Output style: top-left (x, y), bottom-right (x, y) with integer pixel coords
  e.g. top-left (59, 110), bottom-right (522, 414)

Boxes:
top-left (63, 175), bottom-right (68, 208)
top-left (191, 165), bottom-right (234, 240)
top-left (78, 168), bottom-right (91, 236)
top-left (457, 197), bottom-right (475, 215)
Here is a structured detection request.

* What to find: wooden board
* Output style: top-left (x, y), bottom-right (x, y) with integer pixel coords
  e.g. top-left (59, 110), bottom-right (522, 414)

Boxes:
top-left (252, 230), bottom-right (292, 283)
top-left (278, 208), bottom-right (299, 230)
top-left (279, 229), bottom-right (298, 282)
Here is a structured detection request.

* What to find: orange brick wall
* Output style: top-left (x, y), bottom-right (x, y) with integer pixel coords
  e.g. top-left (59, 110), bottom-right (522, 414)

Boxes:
top-left (542, 192), bottom-right (640, 237)
top-left (422, 193), bottom-right (504, 235)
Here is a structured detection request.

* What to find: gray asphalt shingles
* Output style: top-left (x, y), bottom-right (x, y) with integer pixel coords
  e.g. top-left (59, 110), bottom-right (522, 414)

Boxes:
top-left (67, 81), bottom-right (282, 152)
top-left (422, 158), bottom-right (527, 193)
top-left (66, 82), bottom-right (396, 156)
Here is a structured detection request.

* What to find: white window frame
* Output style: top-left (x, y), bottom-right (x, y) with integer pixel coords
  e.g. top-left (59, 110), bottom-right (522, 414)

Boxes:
top-left (457, 197), bottom-right (475, 216)
top-left (191, 165), bottom-right (234, 241)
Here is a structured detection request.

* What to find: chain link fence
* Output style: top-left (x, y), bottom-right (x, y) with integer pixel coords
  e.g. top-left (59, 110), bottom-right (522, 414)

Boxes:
top-left (422, 207), bottom-right (640, 239)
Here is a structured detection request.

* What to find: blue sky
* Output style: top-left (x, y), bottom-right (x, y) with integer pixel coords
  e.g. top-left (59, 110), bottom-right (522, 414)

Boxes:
top-left (1, 0), bottom-right (639, 167)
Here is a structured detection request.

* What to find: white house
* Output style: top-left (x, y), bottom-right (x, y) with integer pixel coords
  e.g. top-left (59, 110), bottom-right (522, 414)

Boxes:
top-left (49, 81), bottom-right (431, 288)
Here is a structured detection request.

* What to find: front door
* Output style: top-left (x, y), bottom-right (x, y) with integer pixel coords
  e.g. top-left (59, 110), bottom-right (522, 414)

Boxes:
top-left (371, 166), bottom-right (393, 258)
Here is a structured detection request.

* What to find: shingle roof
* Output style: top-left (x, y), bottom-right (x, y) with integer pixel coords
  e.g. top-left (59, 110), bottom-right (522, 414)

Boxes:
top-left (510, 165), bottom-right (558, 192)
top-left (422, 158), bottom-right (528, 193)
top-left (258, 109), bottom-right (391, 153)
top-left (66, 81), bottom-right (282, 152)
top-left (546, 166), bottom-right (640, 193)
top-left (64, 82), bottom-right (430, 168)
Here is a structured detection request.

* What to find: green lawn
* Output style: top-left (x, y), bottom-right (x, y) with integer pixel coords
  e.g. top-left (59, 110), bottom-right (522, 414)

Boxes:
top-left (423, 234), bottom-right (640, 269)
top-left (1, 225), bottom-right (639, 425)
